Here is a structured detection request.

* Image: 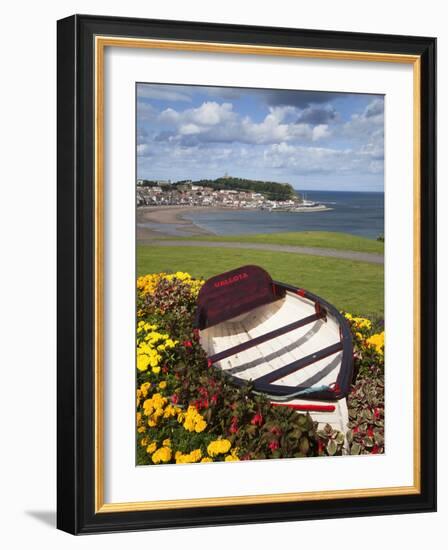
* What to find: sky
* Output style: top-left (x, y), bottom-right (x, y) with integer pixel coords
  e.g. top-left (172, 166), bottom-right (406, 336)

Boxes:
top-left (136, 83), bottom-right (384, 192)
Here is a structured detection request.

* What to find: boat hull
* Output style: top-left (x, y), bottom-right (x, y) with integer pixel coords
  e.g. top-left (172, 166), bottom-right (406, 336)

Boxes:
top-left (196, 269), bottom-right (353, 402)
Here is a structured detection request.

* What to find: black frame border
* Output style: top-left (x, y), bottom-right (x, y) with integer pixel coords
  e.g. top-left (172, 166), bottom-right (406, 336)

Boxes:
top-left (57, 14), bottom-right (436, 535)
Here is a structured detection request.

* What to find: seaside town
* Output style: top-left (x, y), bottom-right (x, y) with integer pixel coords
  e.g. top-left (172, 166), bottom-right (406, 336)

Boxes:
top-left (136, 176), bottom-right (331, 212)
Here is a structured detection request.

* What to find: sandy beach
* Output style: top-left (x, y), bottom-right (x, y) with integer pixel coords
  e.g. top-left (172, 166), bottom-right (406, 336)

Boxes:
top-left (137, 206), bottom-right (223, 242)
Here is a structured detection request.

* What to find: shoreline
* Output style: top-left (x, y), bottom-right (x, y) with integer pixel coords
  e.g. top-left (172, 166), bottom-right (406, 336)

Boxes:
top-left (137, 205), bottom-right (225, 241)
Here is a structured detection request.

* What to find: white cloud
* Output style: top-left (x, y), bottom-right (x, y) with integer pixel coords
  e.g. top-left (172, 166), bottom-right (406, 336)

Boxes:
top-left (343, 98), bottom-right (384, 136)
top-left (312, 124), bottom-right (330, 141)
top-left (159, 101), bottom-right (235, 128)
top-left (179, 123), bottom-right (201, 135)
top-left (263, 141), bottom-right (381, 175)
top-left (155, 101), bottom-right (331, 146)
top-left (189, 102), bottom-right (234, 125)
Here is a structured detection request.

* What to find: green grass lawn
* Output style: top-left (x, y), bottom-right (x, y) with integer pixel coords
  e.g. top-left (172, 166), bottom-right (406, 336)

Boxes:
top-left (138, 245), bottom-right (384, 316)
top-left (159, 231), bottom-right (384, 254)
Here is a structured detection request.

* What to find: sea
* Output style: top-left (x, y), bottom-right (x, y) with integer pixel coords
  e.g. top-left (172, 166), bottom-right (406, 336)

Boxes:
top-left (184, 191), bottom-right (384, 240)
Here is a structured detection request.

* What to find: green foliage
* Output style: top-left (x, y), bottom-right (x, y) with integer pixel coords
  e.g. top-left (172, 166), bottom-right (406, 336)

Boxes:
top-left (346, 369), bottom-right (384, 455)
top-left (191, 177), bottom-right (296, 200)
top-left (316, 424), bottom-right (346, 456)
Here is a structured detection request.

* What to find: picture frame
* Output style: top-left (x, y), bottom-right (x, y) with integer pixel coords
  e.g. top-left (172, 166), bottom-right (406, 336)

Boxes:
top-left (57, 14), bottom-right (436, 535)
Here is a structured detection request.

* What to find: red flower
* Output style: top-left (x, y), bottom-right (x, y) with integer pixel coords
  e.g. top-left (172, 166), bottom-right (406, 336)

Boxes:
top-left (207, 359), bottom-right (213, 368)
top-left (183, 340), bottom-right (193, 348)
top-left (367, 427), bottom-right (374, 438)
top-left (353, 426), bottom-right (359, 434)
top-left (250, 412), bottom-right (263, 426)
top-left (210, 394), bottom-right (218, 405)
top-left (171, 394), bottom-right (179, 405)
top-left (268, 440), bottom-right (279, 452)
top-left (373, 407), bottom-right (381, 419)
top-left (317, 440), bottom-right (325, 454)
top-left (229, 415), bottom-right (239, 434)
top-left (371, 444), bottom-right (380, 454)
top-left (194, 398), bottom-right (209, 410)
top-left (193, 328), bottom-right (200, 340)
top-left (270, 426), bottom-right (282, 436)
top-left (162, 365), bottom-right (168, 374)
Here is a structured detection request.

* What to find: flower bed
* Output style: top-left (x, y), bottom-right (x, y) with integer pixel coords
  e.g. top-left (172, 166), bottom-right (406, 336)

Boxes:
top-left (136, 272), bottom-right (384, 465)
top-left (344, 314), bottom-right (385, 455)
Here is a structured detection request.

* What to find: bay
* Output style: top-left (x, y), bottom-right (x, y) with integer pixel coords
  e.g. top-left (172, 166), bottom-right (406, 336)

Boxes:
top-left (184, 190), bottom-right (384, 239)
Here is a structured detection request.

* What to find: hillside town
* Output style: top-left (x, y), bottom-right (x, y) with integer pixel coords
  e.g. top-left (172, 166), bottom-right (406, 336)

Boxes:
top-left (136, 179), bottom-right (331, 212)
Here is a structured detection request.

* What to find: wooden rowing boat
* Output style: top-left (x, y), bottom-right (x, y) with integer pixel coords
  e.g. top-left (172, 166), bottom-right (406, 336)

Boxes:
top-left (195, 265), bottom-right (354, 435)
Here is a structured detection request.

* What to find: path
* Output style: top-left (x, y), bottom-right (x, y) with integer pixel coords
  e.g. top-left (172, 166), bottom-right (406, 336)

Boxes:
top-left (148, 240), bottom-right (384, 264)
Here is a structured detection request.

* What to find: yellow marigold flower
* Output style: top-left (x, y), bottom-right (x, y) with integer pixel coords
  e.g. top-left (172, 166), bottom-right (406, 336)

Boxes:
top-left (353, 317), bottom-right (372, 330)
top-left (165, 339), bottom-right (177, 348)
top-left (224, 454), bottom-right (239, 462)
top-left (179, 405), bottom-right (207, 433)
top-left (146, 442), bottom-right (157, 454)
top-left (151, 393), bottom-right (167, 409)
top-left (190, 449), bottom-right (202, 462)
top-left (140, 382), bottom-right (151, 397)
top-left (201, 457), bottom-right (213, 463)
top-left (174, 448), bottom-right (202, 464)
top-left (137, 355), bottom-right (150, 372)
top-left (163, 405), bottom-right (176, 419)
top-left (158, 381), bottom-right (167, 390)
top-left (183, 417), bottom-right (195, 432)
top-left (195, 419), bottom-right (207, 433)
top-left (152, 366), bottom-right (161, 374)
top-left (140, 437), bottom-right (148, 447)
top-left (148, 419), bottom-right (157, 427)
top-left (152, 446), bottom-right (172, 464)
top-left (366, 332), bottom-right (385, 355)
top-left (136, 412), bottom-right (142, 426)
top-left (207, 439), bottom-right (232, 457)
top-left (162, 438), bottom-right (171, 447)
top-left (142, 399), bottom-right (154, 416)
top-left (137, 272), bottom-right (204, 300)
top-left (225, 448), bottom-right (240, 461)
top-left (137, 426), bottom-right (146, 434)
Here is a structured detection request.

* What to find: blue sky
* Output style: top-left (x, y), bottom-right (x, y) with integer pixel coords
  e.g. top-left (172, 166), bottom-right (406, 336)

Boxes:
top-left (137, 84), bottom-right (384, 192)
